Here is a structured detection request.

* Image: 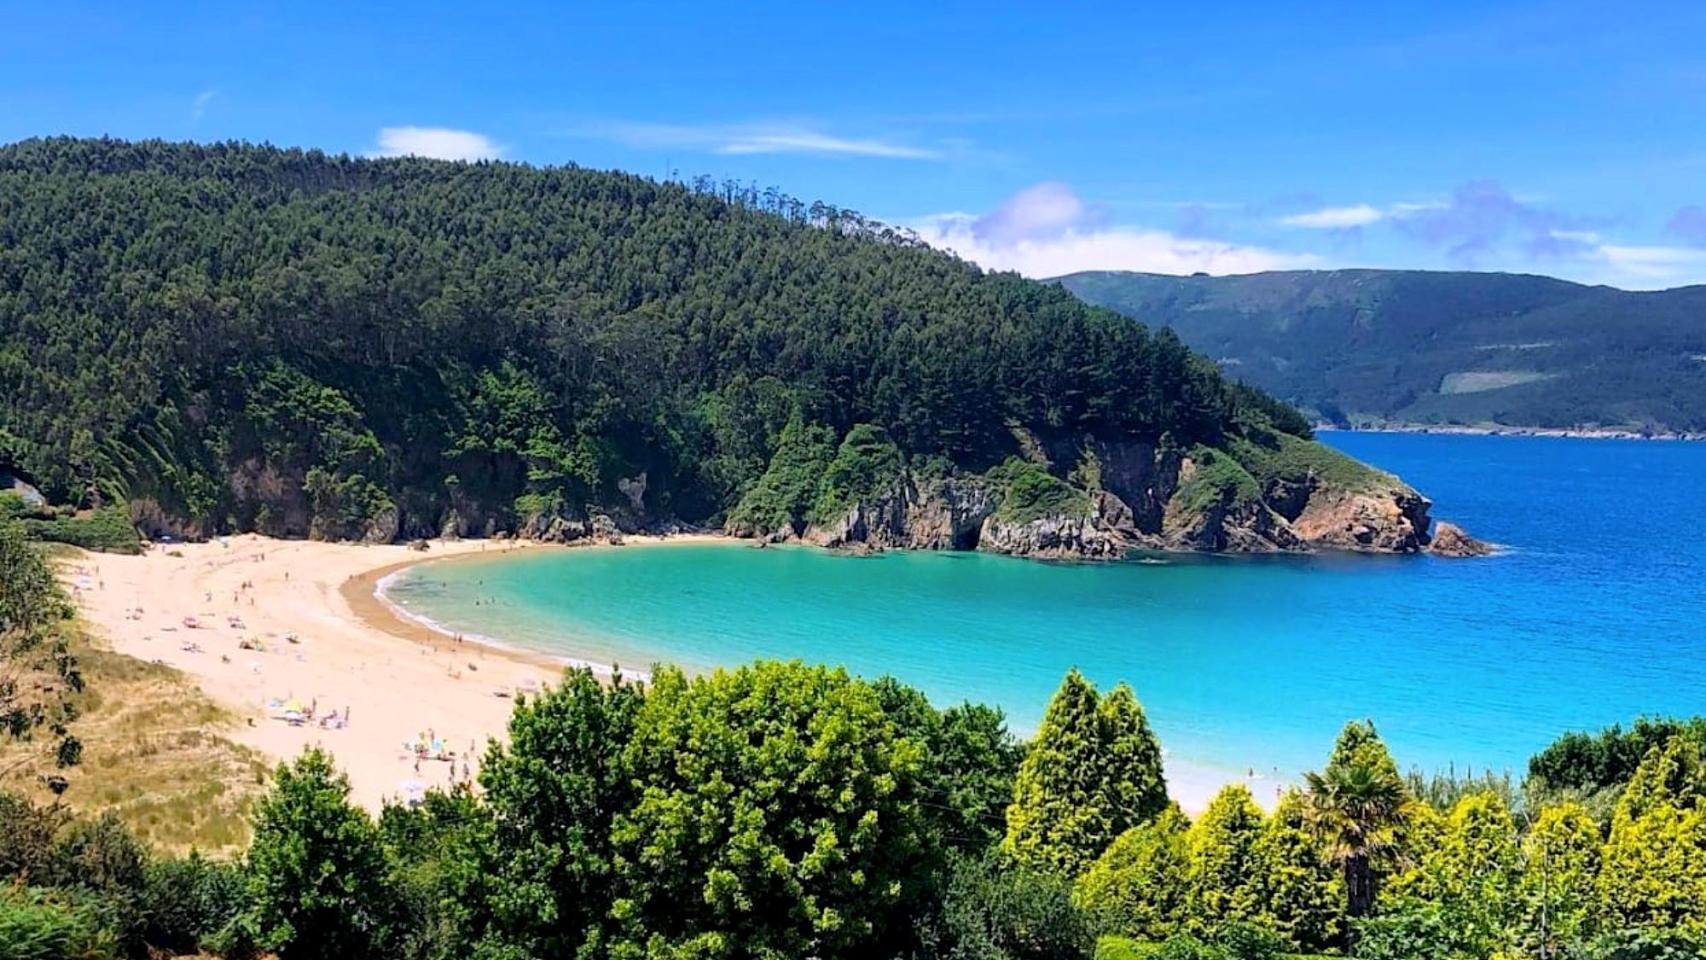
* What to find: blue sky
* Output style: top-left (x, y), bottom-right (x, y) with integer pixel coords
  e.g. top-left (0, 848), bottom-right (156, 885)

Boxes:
top-left (6, 1), bottom-right (1706, 288)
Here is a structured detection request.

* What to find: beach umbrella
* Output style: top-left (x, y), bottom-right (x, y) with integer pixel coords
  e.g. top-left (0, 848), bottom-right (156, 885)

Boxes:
top-left (283, 698), bottom-right (304, 713)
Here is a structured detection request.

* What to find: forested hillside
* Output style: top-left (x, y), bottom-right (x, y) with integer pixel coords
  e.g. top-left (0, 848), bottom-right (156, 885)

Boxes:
top-left (1057, 269), bottom-right (1706, 435)
top-left (0, 137), bottom-right (1447, 556)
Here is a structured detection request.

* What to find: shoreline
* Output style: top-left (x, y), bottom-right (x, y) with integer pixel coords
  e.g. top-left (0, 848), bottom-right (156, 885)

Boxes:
top-left (62, 532), bottom-right (1280, 814)
top-left (1320, 423), bottom-right (1706, 442)
top-left (348, 532), bottom-right (740, 680)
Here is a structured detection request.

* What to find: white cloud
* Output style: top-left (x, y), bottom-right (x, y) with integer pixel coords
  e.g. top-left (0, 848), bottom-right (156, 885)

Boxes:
top-left (371, 126), bottom-right (502, 162)
top-left (191, 89), bottom-right (217, 119)
top-left (582, 121), bottom-right (939, 159)
top-left (1593, 243), bottom-right (1706, 283)
top-left (912, 182), bottom-right (1315, 278)
top-left (1281, 204), bottom-right (1385, 229)
top-left (716, 130), bottom-right (936, 159)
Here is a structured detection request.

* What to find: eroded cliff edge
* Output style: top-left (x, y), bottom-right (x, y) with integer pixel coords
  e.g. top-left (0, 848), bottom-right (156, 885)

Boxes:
top-left (721, 423), bottom-right (1486, 561)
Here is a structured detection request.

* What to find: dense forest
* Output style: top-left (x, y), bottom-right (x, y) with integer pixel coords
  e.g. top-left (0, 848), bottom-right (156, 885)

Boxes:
top-left (1057, 269), bottom-right (1706, 435)
top-left (0, 137), bottom-right (1311, 546)
top-left (5, 524), bottom-right (1706, 960)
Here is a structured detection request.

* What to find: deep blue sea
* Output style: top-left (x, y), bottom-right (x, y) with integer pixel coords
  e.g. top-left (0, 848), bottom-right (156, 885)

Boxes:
top-left (384, 433), bottom-right (1706, 784)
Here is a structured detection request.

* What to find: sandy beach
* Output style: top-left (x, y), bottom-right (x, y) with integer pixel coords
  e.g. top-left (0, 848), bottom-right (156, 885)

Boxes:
top-left (60, 535), bottom-right (582, 809)
top-left (62, 533), bottom-right (1255, 813)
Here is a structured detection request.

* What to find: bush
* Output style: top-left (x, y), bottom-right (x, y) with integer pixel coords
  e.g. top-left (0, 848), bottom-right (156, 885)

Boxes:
top-left (140, 853), bottom-right (249, 956)
top-left (988, 459), bottom-right (1091, 523)
top-left (19, 507), bottom-right (140, 554)
top-left (1211, 921), bottom-right (1287, 960)
top-left (1529, 717), bottom-right (1706, 795)
top-left (0, 887), bottom-right (118, 960)
top-left (0, 791), bottom-right (66, 882)
top-left (1094, 935), bottom-right (1156, 960)
top-left (928, 851), bottom-right (1093, 960)
top-left (47, 814), bottom-right (149, 954)
top-left (1152, 934), bottom-right (1227, 960)
top-left (1573, 927), bottom-right (1706, 959)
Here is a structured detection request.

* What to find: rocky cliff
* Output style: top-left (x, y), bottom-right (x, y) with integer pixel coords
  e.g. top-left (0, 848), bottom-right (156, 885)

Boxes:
top-left (726, 426), bottom-right (1476, 561)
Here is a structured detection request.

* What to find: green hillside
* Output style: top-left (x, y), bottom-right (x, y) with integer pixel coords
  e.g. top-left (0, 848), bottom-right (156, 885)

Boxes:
top-left (1057, 269), bottom-right (1706, 435)
top-left (0, 137), bottom-right (1312, 543)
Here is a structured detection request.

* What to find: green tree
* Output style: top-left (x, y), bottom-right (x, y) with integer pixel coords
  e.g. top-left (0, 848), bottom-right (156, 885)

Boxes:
top-left (478, 667), bottom-right (642, 959)
top-left (1004, 671), bottom-right (1168, 877)
top-left (0, 138), bottom-right (1324, 548)
top-left (1383, 791), bottom-right (1521, 957)
top-left (243, 747), bottom-right (399, 960)
top-left (380, 785), bottom-right (500, 960)
top-left (1302, 721), bottom-right (1410, 931)
top-left (606, 661), bottom-right (931, 959)
top-left (873, 677), bottom-right (1023, 855)
top-left (0, 520), bottom-right (81, 792)
top-left (1073, 807), bottom-right (1191, 942)
top-left (1520, 802), bottom-right (1601, 956)
top-left (1599, 738), bottom-right (1706, 935)
top-left (725, 412), bottom-right (837, 537)
top-left (1183, 784), bottom-right (1264, 932)
top-left (812, 423), bottom-right (905, 522)
top-left (1250, 789), bottom-right (1340, 952)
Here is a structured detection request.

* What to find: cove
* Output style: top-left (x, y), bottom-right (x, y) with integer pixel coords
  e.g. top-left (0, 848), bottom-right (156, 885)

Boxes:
top-left (383, 431), bottom-right (1706, 785)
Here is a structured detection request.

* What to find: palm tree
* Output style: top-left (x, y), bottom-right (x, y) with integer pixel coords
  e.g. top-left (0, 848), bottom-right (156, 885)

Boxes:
top-left (1303, 728), bottom-right (1411, 936)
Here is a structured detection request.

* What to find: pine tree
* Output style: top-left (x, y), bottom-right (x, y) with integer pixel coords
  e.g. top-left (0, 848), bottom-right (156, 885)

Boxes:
top-left (1185, 784), bottom-right (1265, 931)
top-left (1073, 806), bottom-right (1191, 941)
top-left (1520, 802), bottom-right (1601, 955)
top-left (1253, 789), bottom-right (1341, 952)
top-left (1003, 670), bottom-right (1168, 876)
top-left (1098, 682), bottom-right (1170, 831)
top-left (1600, 737), bottom-right (1706, 932)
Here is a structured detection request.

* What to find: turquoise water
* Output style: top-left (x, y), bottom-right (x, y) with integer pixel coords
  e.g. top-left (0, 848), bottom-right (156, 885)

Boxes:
top-left (384, 433), bottom-right (1706, 781)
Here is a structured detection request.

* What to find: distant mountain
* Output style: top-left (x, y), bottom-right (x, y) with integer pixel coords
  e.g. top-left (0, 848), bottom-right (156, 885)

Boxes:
top-left (1056, 269), bottom-right (1706, 435)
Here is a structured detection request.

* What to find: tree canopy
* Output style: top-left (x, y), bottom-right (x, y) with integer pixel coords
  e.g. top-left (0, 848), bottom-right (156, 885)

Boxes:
top-left (0, 137), bottom-right (1311, 542)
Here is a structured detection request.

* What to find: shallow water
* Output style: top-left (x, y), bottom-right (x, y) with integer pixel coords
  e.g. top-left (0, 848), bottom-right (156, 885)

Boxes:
top-left (384, 432), bottom-right (1706, 781)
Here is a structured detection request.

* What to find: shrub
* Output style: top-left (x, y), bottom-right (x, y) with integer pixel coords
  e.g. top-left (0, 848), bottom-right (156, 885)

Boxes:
top-left (810, 423), bottom-right (904, 522)
top-left (19, 507), bottom-right (140, 554)
top-left (928, 851), bottom-right (1093, 960)
top-left (988, 459), bottom-right (1091, 524)
top-left (140, 853), bottom-right (249, 956)
top-left (0, 887), bottom-right (118, 960)
top-left (1152, 933), bottom-right (1227, 960)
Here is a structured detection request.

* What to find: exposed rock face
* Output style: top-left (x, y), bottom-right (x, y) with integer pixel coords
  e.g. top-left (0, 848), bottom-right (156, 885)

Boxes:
top-left (805, 475), bottom-right (996, 551)
top-left (978, 512), bottom-right (1129, 560)
top-left (617, 473), bottom-right (648, 514)
top-left (1289, 488), bottom-right (1432, 553)
top-left (725, 430), bottom-right (1478, 562)
top-left (1162, 497), bottom-right (1304, 553)
top-left (360, 506), bottom-right (400, 544)
top-left (1428, 521), bottom-right (1494, 557)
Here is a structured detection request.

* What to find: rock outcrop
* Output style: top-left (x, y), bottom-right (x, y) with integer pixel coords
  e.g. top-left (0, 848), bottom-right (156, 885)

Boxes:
top-left (1288, 487), bottom-right (1432, 553)
top-left (804, 475), bottom-right (996, 551)
top-left (723, 428), bottom-right (1479, 562)
top-left (978, 512), bottom-right (1129, 560)
top-left (1427, 521), bottom-right (1495, 557)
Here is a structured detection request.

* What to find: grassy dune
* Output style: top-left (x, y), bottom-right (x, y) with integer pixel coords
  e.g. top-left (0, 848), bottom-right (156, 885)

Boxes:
top-left (0, 624), bottom-right (269, 856)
